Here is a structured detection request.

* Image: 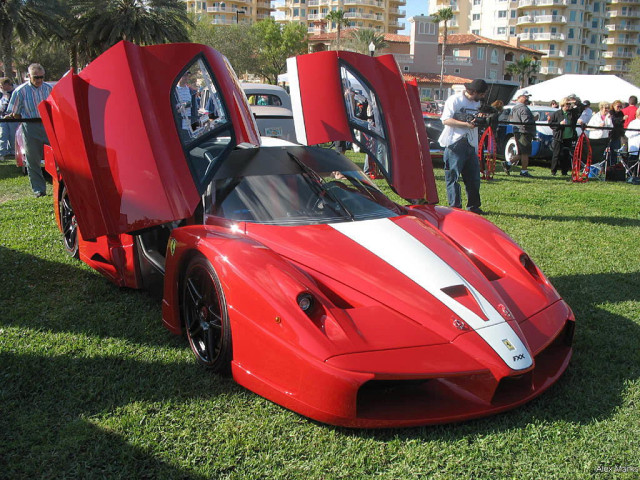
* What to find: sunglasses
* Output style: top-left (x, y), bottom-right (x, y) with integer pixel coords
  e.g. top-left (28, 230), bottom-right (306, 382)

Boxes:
top-left (32, 75), bottom-right (44, 80)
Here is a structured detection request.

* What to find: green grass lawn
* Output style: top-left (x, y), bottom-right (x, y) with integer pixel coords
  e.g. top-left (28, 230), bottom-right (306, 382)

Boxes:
top-left (1, 155), bottom-right (639, 479)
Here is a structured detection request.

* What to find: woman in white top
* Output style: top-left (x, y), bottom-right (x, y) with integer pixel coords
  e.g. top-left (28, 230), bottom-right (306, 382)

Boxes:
top-left (626, 109), bottom-right (640, 156)
top-left (586, 101), bottom-right (613, 140)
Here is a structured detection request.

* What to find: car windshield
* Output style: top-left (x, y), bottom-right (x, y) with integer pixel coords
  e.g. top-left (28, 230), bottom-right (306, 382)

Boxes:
top-left (204, 146), bottom-right (404, 226)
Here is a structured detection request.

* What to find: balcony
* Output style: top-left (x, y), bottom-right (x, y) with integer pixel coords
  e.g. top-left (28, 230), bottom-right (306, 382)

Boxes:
top-left (604, 37), bottom-right (637, 44)
top-left (603, 51), bottom-right (634, 58)
top-left (602, 64), bottom-right (631, 72)
top-left (609, 0), bottom-right (640, 3)
top-left (607, 9), bottom-right (637, 18)
top-left (389, 7), bottom-right (406, 15)
top-left (344, 12), bottom-right (383, 21)
top-left (535, 15), bottom-right (567, 24)
top-left (518, 32), bottom-right (566, 41)
top-left (437, 55), bottom-right (473, 65)
top-left (517, 15), bottom-right (535, 25)
top-left (606, 23), bottom-right (640, 32)
top-left (392, 0), bottom-right (407, 5)
top-left (393, 54), bottom-right (414, 64)
top-left (343, 0), bottom-right (384, 7)
top-left (539, 49), bottom-right (566, 57)
top-left (256, 1), bottom-right (272, 9)
top-left (519, 0), bottom-right (567, 6)
top-left (539, 66), bottom-right (563, 74)
top-left (211, 18), bottom-right (237, 25)
top-left (389, 21), bottom-right (405, 29)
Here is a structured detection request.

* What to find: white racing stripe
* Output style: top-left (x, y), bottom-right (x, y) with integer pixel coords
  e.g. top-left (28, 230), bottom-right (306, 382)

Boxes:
top-left (285, 57), bottom-right (307, 145)
top-left (330, 218), bottom-right (532, 370)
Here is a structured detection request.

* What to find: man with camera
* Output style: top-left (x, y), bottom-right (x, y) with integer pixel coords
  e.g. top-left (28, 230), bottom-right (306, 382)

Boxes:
top-left (548, 95), bottom-right (584, 176)
top-left (438, 79), bottom-right (488, 215)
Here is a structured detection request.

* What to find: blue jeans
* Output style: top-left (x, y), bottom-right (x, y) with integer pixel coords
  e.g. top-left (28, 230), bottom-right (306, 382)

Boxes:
top-left (0, 121), bottom-right (17, 156)
top-left (444, 137), bottom-right (481, 209)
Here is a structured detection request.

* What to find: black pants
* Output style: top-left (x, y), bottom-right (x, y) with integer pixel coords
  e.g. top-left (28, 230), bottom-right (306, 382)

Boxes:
top-left (551, 138), bottom-right (573, 174)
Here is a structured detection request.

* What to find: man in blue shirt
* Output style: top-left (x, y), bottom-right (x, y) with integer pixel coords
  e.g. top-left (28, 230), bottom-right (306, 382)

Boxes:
top-left (6, 63), bottom-right (52, 197)
top-left (0, 77), bottom-right (17, 160)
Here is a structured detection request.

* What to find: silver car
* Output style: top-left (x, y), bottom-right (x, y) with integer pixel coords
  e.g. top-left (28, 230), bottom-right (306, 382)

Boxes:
top-left (241, 83), bottom-right (297, 143)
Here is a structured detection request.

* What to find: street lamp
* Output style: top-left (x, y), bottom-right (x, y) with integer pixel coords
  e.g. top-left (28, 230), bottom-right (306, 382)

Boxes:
top-left (236, 9), bottom-right (246, 24)
top-left (369, 41), bottom-right (376, 57)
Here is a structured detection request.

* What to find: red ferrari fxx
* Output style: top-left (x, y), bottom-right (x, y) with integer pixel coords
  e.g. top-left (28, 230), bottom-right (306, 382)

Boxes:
top-left (39, 42), bottom-right (574, 428)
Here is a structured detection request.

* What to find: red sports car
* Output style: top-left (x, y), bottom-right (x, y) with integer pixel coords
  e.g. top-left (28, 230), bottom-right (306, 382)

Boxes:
top-left (39, 42), bottom-right (574, 428)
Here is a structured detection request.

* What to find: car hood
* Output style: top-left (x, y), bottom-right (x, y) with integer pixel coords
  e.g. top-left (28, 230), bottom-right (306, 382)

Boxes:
top-left (245, 215), bottom-right (538, 371)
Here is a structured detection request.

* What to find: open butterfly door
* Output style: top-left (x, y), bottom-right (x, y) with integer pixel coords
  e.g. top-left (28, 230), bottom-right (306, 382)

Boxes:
top-left (39, 41), bottom-right (260, 240)
top-left (287, 51), bottom-right (438, 204)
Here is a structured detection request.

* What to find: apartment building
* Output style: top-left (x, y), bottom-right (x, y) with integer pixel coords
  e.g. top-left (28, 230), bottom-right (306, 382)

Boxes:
top-left (182, 0), bottom-right (274, 25)
top-left (277, 0), bottom-right (407, 35)
top-left (427, 0), bottom-right (639, 80)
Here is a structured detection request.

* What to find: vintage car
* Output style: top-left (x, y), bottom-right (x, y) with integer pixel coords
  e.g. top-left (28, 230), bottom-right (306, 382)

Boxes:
top-left (423, 113), bottom-right (444, 164)
top-left (241, 82), bottom-right (296, 142)
top-left (39, 42), bottom-right (574, 428)
top-left (497, 105), bottom-right (555, 164)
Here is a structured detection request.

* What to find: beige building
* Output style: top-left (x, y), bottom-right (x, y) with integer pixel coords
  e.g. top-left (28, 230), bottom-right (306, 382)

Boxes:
top-left (277, 0), bottom-right (407, 35)
top-left (182, 0), bottom-right (274, 25)
top-left (427, 0), bottom-right (639, 81)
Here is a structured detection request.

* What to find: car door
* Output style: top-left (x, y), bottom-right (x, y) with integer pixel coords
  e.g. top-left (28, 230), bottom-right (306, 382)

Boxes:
top-left (287, 51), bottom-right (438, 204)
top-left (39, 41), bottom-right (260, 240)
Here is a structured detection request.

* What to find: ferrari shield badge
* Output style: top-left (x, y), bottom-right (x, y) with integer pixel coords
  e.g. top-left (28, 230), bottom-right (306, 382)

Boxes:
top-left (502, 338), bottom-right (516, 351)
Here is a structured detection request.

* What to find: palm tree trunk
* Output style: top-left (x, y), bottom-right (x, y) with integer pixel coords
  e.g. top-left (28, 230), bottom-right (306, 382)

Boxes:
top-left (69, 43), bottom-right (78, 72)
top-left (336, 25), bottom-right (341, 51)
top-left (1, 31), bottom-right (13, 81)
top-left (439, 26), bottom-right (447, 100)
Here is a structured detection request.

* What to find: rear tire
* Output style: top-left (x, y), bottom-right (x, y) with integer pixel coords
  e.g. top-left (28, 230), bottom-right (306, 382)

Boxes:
top-left (59, 186), bottom-right (79, 258)
top-left (181, 256), bottom-right (232, 373)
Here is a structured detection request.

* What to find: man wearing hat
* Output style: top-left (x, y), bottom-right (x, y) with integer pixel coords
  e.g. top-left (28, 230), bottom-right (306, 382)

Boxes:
top-left (438, 79), bottom-right (487, 214)
top-left (506, 90), bottom-right (536, 177)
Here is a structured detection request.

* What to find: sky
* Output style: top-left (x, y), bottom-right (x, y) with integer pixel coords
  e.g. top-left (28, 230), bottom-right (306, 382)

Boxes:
top-left (403, 0), bottom-right (428, 34)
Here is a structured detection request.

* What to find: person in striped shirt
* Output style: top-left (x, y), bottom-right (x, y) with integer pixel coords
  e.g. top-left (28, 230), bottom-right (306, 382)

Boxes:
top-left (6, 63), bottom-right (52, 197)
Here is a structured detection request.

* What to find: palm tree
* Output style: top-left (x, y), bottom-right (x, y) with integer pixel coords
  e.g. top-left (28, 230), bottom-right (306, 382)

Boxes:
top-left (70, 0), bottom-right (192, 58)
top-left (325, 10), bottom-right (350, 51)
top-left (347, 28), bottom-right (388, 56)
top-left (505, 56), bottom-right (540, 87)
top-left (431, 7), bottom-right (454, 100)
top-left (0, 0), bottom-right (61, 80)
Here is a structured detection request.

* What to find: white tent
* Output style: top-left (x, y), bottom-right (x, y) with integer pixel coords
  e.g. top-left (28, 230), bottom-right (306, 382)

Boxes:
top-left (514, 75), bottom-right (640, 104)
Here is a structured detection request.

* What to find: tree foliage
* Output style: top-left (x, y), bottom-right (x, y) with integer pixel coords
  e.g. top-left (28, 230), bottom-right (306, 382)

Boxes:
top-left (0, 0), bottom-right (62, 81)
top-left (431, 7), bottom-right (454, 99)
top-left (189, 17), bottom-right (255, 76)
top-left (69, 0), bottom-right (192, 58)
top-left (628, 57), bottom-right (640, 87)
top-left (505, 56), bottom-right (540, 87)
top-left (325, 10), bottom-right (350, 51)
top-left (346, 28), bottom-right (388, 56)
top-left (251, 18), bottom-right (307, 84)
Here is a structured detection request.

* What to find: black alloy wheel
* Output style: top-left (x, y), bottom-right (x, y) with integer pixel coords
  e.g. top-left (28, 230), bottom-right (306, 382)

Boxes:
top-left (182, 256), bottom-right (232, 373)
top-left (59, 186), bottom-right (79, 258)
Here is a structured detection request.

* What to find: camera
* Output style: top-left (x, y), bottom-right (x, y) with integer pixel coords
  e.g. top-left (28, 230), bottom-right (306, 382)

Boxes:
top-left (453, 107), bottom-right (490, 127)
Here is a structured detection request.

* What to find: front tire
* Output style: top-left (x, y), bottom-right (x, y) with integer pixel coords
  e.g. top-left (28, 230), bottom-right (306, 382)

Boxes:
top-left (59, 186), bottom-right (79, 258)
top-left (181, 256), bottom-right (232, 373)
